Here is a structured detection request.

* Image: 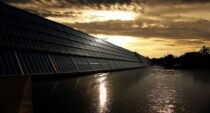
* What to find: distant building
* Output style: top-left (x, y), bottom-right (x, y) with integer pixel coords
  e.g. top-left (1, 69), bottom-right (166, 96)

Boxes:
top-left (0, 2), bottom-right (149, 76)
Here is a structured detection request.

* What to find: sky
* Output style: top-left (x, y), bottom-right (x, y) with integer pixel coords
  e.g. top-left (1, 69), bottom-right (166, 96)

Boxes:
top-left (1, 0), bottom-right (210, 58)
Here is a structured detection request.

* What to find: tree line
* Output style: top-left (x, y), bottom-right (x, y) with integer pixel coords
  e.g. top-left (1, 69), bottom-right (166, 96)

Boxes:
top-left (151, 46), bottom-right (210, 69)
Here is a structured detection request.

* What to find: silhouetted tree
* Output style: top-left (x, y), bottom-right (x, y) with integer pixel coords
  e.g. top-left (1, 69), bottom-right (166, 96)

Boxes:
top-left (151, 46), bottom-right (210, 69)
top-left (163, 54), bottom-right (176, 68)
top-left (178, 52), bottom-right (202, 68)
top-left (199, 46), bottom-right (210, 56)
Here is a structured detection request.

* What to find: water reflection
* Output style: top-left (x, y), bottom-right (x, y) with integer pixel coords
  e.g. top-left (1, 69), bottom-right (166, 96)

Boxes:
top-left (148, 70), bottom-right (178, 113)
top-left (99, 78), bottom-right (107, 112)
top-left (149, 88), bottom-right (176, 113)
top-left (95, 73), bottom-right (109, 113)
top-left (32, 67), bottom-right (210, 113)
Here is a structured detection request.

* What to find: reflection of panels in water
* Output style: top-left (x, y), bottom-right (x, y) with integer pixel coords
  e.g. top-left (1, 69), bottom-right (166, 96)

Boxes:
top-left (0, 49), bottom-right (20, 77)
top-left (0, 77), bottom-right (33, 113)
top-left (50, 54), bottom-right (77, 73)
top-left (17, 51), bottom-right (55, 75)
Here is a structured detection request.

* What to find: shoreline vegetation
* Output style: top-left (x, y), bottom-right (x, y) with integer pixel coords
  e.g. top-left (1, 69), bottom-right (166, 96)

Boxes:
top-left (151, 46), bottom-right (210, 69)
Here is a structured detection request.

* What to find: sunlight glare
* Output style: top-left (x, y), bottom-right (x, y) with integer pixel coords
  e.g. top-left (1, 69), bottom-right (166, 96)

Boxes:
top-left (99, 80), bottom-right (107, 108)
top-left (95, 35), bottom-right (134, 47)
top-left (97, 74), bottom-right (109, 113)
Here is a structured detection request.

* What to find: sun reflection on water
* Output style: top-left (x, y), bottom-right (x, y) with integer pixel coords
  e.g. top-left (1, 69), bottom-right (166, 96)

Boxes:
top-left (96, 73), bottom-right (110, 113)
top-left (99, 80), bottom-right (107, 108)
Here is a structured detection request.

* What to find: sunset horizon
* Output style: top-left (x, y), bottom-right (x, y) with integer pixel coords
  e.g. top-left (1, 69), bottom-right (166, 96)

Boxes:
top-left (0, 1), bottom-right (210, 113)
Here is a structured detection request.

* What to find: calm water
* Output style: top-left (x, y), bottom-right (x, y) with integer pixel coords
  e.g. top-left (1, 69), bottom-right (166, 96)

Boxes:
top-left (32, 66), bottom-right (210, 113)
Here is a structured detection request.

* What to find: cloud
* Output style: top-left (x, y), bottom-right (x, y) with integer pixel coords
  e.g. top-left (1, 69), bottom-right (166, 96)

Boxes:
top-left (182, 0), bottom-right (210, 3)
top-left (3, 0), bottom-right (210, 21)
top-left (0, 0), bottom-right (29, 3)
top-left (66, 19), bottom-right (210, 40)
top-left (0, 0), bottom-right (143, 5)
top-left (2, 0), bottom-right (136, 8)
top-left (2, 0), bottom-right (210, 41)
top-left (175, 39), bottom-right (205, 45)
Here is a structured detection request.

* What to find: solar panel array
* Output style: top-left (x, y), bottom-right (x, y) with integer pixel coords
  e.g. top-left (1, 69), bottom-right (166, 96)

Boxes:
top-left (0, 3), bottom-right (149, 77)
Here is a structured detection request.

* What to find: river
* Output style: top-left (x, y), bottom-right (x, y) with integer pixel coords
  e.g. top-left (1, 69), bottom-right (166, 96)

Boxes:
top-left (32, 66), bottom-right (210, 113)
